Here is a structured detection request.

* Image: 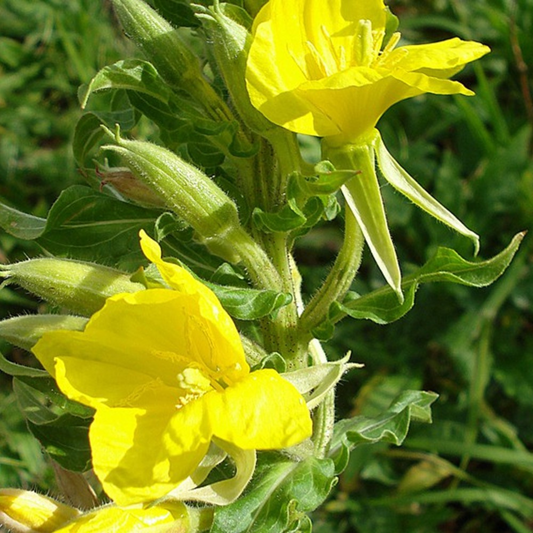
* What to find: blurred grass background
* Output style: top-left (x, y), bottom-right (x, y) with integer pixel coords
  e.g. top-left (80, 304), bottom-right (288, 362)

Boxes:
top-left (1, 0), bottom-right (532, 531)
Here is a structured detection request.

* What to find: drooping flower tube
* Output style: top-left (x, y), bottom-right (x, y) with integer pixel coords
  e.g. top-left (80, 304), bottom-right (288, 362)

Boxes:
top-left (32, 231), bottom-right (312, 506)
top-left (0, 489), bottom-right (188, 533)
top-left (246, 0), bottom-right (489, 297)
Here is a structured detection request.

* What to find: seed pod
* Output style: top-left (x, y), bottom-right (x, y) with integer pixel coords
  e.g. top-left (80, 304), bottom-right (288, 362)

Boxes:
top-left (0, 258), bottom-right (144, 316)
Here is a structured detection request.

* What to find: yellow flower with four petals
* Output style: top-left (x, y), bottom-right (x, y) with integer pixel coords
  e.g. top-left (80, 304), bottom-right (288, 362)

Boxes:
top-left (32, 231), bottom-right (312, 506)
top-left (246, 0), bottom-right (489, 297)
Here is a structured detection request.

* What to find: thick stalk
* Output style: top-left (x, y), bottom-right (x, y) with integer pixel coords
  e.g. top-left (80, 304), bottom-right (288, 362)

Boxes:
top-left (299, 208), bottom-right (364, 337)
top-left (228, 226), bottom-right (283, 292)
top-left (263, 129), bottom-right (304, 208)
top-left (259, 233), bottom-right (306, 368)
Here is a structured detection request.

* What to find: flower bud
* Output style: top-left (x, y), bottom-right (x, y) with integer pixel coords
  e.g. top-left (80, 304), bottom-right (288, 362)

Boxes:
top-left (97, 165), bottom-right (167, 208)
top-left (0, 314), bottom-right (88, 351)
top-left (0, 258), bottom-right (144, 316)
top-left (102, 128), bottom-right (243, 262)
top-left (195, 3), bottom-right (274, 135)
top-left (111, 0), bottom-right (200, 89)
top-left (0, 489), bottom-right (80, 533)
top-left (111, 0), bottom-right (232, 122)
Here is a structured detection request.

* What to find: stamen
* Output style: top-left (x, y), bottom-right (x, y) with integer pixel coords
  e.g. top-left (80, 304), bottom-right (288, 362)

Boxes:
top-left (288, 45), bottom-right (311, 78)
top-left (320, 25), bottom-right (343, 72)
top-left (305, 40), bottom-right (332, 78)
top-left (382, 32), bottom-right (402, 56)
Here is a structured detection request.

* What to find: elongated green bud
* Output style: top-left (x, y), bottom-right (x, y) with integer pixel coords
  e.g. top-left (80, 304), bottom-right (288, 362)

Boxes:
top-left (111, 0), bottom-right (232, 122)
top-left (0, 315), bottom-right (88, 351)
top-left (0, 258), bottom-right (144, 316)
top-left (102, 127), bottom-right (243, 261)
top-left (195, 3), bottom-right (274, 135)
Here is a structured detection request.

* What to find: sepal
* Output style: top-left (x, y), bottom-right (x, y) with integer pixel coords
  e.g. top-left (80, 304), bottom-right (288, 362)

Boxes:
top-left (282, 354), bottom-right (363, 409)
top-left (375, 131), bottom-right (480, 255)
top-left (165, 440), bottom-right (256, 506)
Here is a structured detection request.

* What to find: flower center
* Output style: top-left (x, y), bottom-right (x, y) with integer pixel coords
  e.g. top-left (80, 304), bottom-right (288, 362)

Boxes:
top-left (293, 20), bottom-right (403, 80)
top-left (175, 367), bottom-right (214, 409)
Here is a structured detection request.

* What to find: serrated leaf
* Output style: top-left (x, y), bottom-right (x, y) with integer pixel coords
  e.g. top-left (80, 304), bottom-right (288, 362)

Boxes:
top-left (252, 205), bottom-right (307, 233)
top-left (211, 453), bottom-right (336, 533)
top-left (329, 390), bottom-right (438, 473)
top-left (207, 283), bottom-right (292, 321)
top-left (325, 232), bottom-right (524, 329)
top-left (80, 59), bottom-right (172, 108)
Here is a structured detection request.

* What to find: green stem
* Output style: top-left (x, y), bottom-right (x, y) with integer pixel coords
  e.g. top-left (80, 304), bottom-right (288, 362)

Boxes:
top-left (300, 208), bottom-right (364, 337)
top-left (263, 129), bottom-right (303, 207)
top-left (259, 233), bottom-right (305, 369)
top-left (228, 227), bottom-right (283, 291)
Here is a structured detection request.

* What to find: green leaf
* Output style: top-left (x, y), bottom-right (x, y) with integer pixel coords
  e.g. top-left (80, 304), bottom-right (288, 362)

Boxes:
top-left (252, 205), bottom-right (307, 233)
top-left (73, 100), bottom-right (139, 169)
top-left (153, 0), bottom-right (199, 27)
top-left (323, 232), bottom-right (524, 330)
top-left (14, 377), bottom-right (93, 422)
top-left (27, 414), bottom-right (92, 472)
top-left (80, 59), bottom-right (172, 108)
top-left (207, 284), bottom-right (292, 320)
top-left (0, 201), bottom-right (46, 240)
top-left (13, 377), bottom-right (92, 471)
top-left (72, 112), bottom-right (106, 168)
top-left (330, 390), bottom-right (439, 473)
top-left (211, 453), bottom-right (336, 533)
top-left (0, 350), bottom-right (47, 378)
top-left (36, 185), bottom-right (160, 268)
top-left (292, 162), bottom-right (357, 198)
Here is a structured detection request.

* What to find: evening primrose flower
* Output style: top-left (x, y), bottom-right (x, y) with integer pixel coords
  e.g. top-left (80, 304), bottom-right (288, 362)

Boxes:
top-left (32, 231), bottom-right (312, 506)
top-left (246, 0), bottom-right (489, 297)
top-left (0, 489), bottom-right (188, 533)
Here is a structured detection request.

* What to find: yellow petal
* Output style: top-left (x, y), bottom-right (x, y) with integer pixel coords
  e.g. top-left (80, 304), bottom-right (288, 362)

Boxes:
top-left (33, 289), bottom-right (249, 406)
top-left (90, 404), bottom-right (209, 506)
top-left (391, 38), bottom-right (490, 72)
top-left (246, 0), bottom-right (489, 142)
top-left (54, 503), bottom-right (188, 533)
top-left (390, 69), bottom-right (475, 96)
top-left (0, 489), bottom-right (80, 533)
top-left (207, 369), bottom-right (312, 449)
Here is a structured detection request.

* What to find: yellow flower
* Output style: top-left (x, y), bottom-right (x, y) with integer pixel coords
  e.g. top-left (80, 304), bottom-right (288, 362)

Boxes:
top-left (0, 489), bottom-right (187, 533)
top-left (32, 231), bottom-right (312, 506)
top-left (246, 0), bottom-right (489, 145)
top-left (246, 0), bottom-right (487, 297)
